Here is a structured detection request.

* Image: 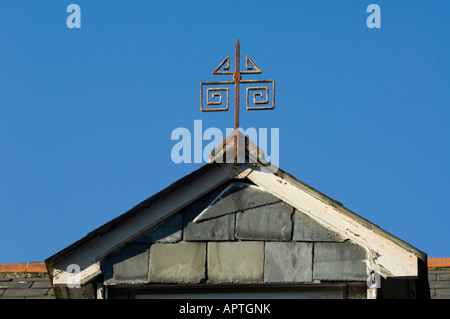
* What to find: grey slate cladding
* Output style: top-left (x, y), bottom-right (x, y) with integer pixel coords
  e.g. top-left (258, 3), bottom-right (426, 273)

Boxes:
top-left (428, 269), bottom-right (450, 299)
top-left (184, 212), bottom-right (235, 241)
top-left (293, 210), bottom-right (345, 242)
top-left (313, 241), bottom-right (367, 281)
top-left (133, 213), bottom-right (183, 243)
top-left (208, 241), bottom-right (264, 283)
top-left (149, 242), bottom-right (206, 283)
top-left (235, 202), bottom-right (293, 241)
top-left (104, 244), bottom-right (150, 284)
top-left (264, 242), bottom-right (313, 283)
top-left (102, 181), bottom-right (368, 285)
top-left (0, 276), bottom-right (55, 299)
top-left (183, 181), bottom-right (237, 241)
top-left (194, 182), bottom-right (281, 222)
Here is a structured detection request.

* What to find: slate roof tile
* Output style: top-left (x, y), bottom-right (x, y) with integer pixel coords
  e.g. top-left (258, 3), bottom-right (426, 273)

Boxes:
top-left (0, 262), bottom-right (55, 299)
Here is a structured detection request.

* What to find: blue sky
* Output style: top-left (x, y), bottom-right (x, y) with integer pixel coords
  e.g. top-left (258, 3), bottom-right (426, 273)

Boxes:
top-left (0, 1), bottom-right (449, 263)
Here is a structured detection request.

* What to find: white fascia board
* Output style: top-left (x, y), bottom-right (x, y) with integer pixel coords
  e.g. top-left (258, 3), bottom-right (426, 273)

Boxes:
top-left (52, 262), bottom-right (101, 286)
top-left (244, 167), bottom-right (419, 278)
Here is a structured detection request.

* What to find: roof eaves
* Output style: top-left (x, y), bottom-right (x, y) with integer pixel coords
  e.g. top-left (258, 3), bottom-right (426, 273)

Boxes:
top-left (273, 166), bottom-right (427, 261)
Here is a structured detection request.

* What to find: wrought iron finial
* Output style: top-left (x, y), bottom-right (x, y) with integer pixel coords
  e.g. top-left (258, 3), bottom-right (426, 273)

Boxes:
top-left (200, 40), bottom-right (275, 161)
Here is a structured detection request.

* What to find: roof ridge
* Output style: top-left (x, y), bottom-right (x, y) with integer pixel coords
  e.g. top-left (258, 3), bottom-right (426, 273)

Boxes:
top-left (428, 258), bottom-right (450, 268)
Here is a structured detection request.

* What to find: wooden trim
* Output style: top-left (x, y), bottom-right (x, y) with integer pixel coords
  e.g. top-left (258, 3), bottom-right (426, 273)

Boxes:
top-left (245, 167), bottom-right (420, 278)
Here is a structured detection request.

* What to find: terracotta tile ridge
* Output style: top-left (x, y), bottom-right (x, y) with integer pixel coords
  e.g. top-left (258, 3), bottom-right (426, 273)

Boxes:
top-left (428, 257), bottom-right (450, 268)
top-left (26, 261), bottom-right (48, 272)
top-left (0, 261), bottom-right (47, 273)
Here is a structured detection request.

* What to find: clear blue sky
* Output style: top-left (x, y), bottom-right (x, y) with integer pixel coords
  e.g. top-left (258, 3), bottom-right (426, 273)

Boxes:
top-left (0, 1), bottom-right (449, 263)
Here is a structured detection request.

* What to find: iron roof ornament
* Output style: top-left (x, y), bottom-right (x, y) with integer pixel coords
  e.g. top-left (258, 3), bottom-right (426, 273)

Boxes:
top-left (200, 39), bottom-right (275, 161)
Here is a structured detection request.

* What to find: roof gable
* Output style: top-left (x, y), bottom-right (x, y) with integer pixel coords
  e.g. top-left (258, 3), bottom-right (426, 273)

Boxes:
top-left (45, 133), bottom-right (427, 298)
top-left (101, 180), bottom-right (368, 286)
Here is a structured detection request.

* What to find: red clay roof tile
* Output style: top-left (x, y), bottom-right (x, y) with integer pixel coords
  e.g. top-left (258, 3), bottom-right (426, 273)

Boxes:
top-left (0, 262), bottom-right (47, 273)
top-left (26, 262), bottom-right (47, 272)
top-left (428, 258), bottom-right (450, 268)
top-left (0, 263), bottom-right (27, 273)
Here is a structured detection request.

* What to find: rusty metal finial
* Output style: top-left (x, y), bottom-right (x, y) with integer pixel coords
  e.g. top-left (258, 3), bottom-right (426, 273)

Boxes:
top-left (200, 39), bottom-right (275, 161)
